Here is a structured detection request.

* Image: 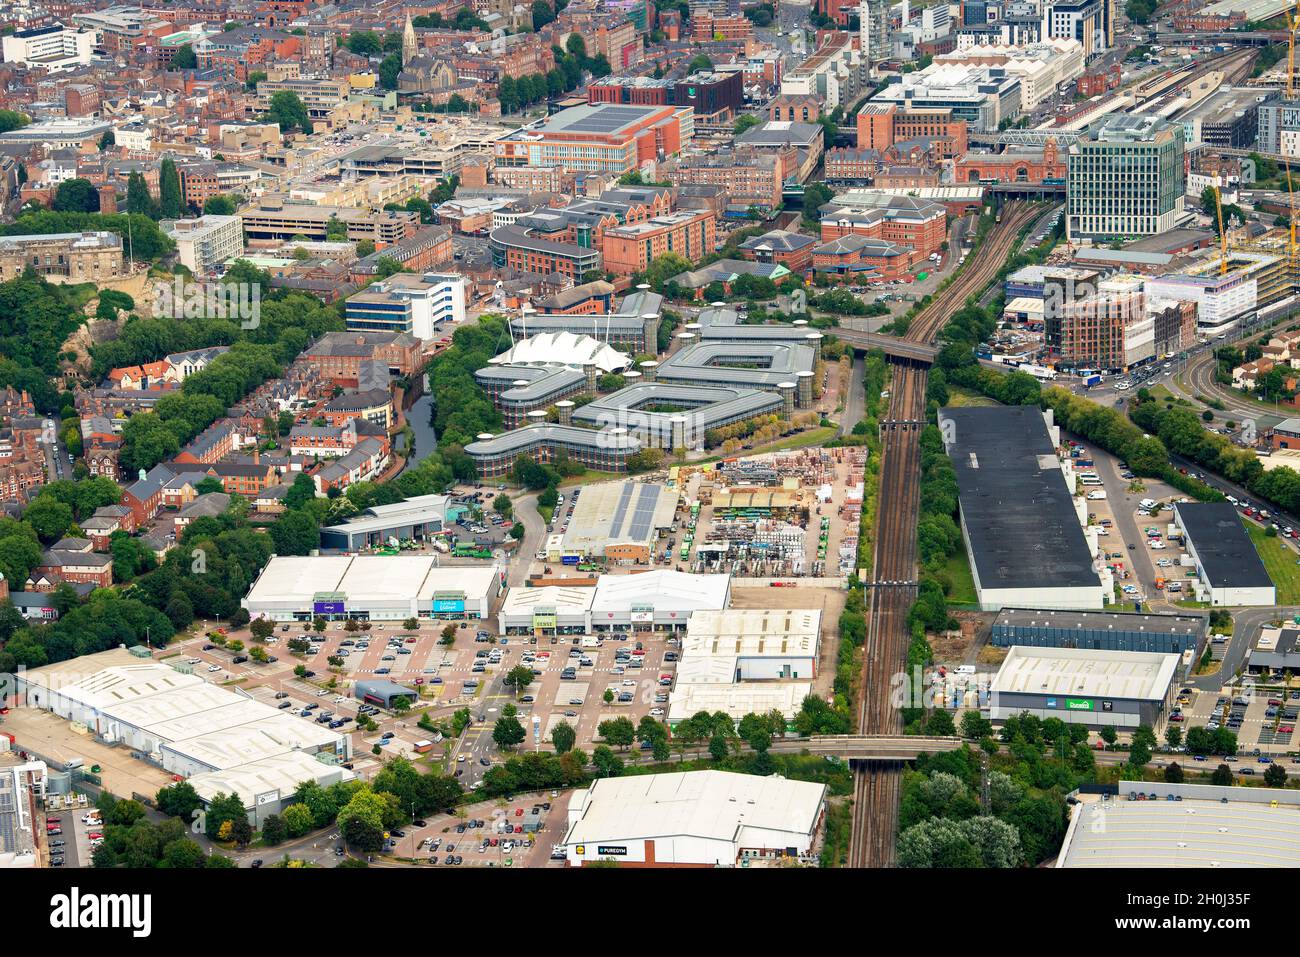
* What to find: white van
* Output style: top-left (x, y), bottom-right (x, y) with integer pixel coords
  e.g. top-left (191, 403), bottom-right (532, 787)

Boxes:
top-left (1139, 499), bottom-right (1157, 510)
top-left (1081, 474), bottom-right (1102, 486)
top-left (955, 665), bottom-right (976, 676)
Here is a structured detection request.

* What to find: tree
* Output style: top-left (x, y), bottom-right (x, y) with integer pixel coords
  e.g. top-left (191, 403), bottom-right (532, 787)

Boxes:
top-left (23, 496), bottom-right (74, 543)
top-left (261, 814), bottom-right (287, 846)
top-left (53, 179), bottom-right (99, 214)
top-left (533, 0), bottom-right (556, 28)
top-left (173, 43), bottom-right (197, 69)
top-left (1099, 726), bottom-right (1117, 748)
top-left (734, 113), bottom-right (761, 136)
top-left (688, 54), bottom-right (713, 71)
top-left (403, 616), bottom-right (419, 630)
top-left (493, 493), bottom-right (512, 517)
top-left (602, 688), bottom-right (615, 705)
top-left (708, 732), bottom-right (728, 761)
top-left (98, 130), bottom-right (115, 152)
top-left (1165, 726), bottom-right (1182, 749)
top-left (1211, 763), bottom-right (1234, 786)
top-left (0, 110), bottom-right (30, 135)
top-left (925, 709), bottom-right (955, 736)
top-left (264, 90), bottom-right (311, 135)
top-left (126, 172), bottom-right (155, 217)
top-left (597, 717), bottom-right (635, 749)
top-left (552, 720), bottom-right (576, 754)
top-left (504, 665), bottom-right (533, 690)
top-left (203, 195), bottom-right (236, 216)
top-left (155, 781), bottom-right (202, 820)
top-left (592, 744), bottom-right (623, 777)
top-left (346, 31), bottom-right (382, 57)
top-left (960, 711), bottom-right (993, 740)
top-left (493, 712), bottom-right (526, 750)
top-left (158, 158), bottom-right (183, 219)
top-left (439, 624), bottom-right (457, 645)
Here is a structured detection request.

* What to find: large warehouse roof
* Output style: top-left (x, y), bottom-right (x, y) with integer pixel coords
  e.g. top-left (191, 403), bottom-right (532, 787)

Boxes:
top-left (684, 608), bottom-right (821, 659)
top-left (938, 405), bottom-right (1099, 592)
top-left (667, 680), bottom-right (810, 725)
top-left (1174, 502), bottom-right (1273, 590)
top-left (1059, 784), bottom-right (1300, 868)
top-left (23, 662), bottom-right (204, 711)
top-left (561, 480), bottom-right (679, 555)
top-left (564, 770), bottom-right (825, 846)
top-left (591, 570), bottom-right (731, 613)
top-left (244, 556), bottom-right (502, 607)
top-left (992, 607), bottom-right (1207, 640)
top-left (990, 647), bottom-right (1179, 702)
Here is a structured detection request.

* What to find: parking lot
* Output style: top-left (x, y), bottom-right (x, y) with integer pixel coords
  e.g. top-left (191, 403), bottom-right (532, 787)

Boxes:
top-left (387, 795), bottom-right (566, 868)
top-left (1180, 685), bottom-right (1300, 757)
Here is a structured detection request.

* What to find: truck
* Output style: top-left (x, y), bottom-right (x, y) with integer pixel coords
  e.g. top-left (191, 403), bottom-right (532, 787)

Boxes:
top-left (1083, 374), bottom-right (1102, 388)
top-left (82, 810), bottom-right (102, 826)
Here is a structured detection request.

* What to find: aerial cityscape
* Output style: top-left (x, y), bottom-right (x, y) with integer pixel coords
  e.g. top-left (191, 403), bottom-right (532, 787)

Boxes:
top-left (0, 0), bottom-right (1297, 892)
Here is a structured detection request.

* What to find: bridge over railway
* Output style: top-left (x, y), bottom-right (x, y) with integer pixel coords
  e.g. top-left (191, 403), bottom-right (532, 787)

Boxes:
top-left (832, 329), bottom-right (938, 364)
top-left (771, 735), bottom-right (964, 761)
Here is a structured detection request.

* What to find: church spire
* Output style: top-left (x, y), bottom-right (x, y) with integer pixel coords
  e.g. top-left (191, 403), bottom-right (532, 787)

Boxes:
top-left (402, 14), bottom-right (417, 66)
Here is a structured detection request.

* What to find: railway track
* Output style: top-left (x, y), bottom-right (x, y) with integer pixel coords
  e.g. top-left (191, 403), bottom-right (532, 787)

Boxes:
top-left (848, 202), bottom-right (1038, 867)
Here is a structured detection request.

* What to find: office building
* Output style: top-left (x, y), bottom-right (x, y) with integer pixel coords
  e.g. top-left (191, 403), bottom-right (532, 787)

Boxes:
top-left (163, 215), bottom-right (244, 277)
top-left (1067, 115), bottom-right (1186, 240)
top-left (495, 103), bottom-right (694, 175)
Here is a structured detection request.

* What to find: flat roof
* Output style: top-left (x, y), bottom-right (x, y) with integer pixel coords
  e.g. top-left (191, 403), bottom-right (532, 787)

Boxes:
top-left (244, 556), bottom-right (501, 606)
top-left (667, 682), bottom-right (810, 725)
top-left (561, 480), bottom-right (679, 554)
top-left (591, 570), bottom-right (731, 613)
top-left (500, 585), bottom-right (594, 616)
top-left (990, 646), bottom-right (1180, 702)
top-left (656, 341), bottom-right (816, 389)
top-left (1175, 502), bottom-right (1274, 590)
top-left (993, 607), bottom-right (1207, 638)
top-left (1059, 784), bottom-right (1300, 868)
top-left (188, 751), bottom-right (353, 809)
top-left (938, 406), bottom-right (1099, 591)
top-left (539, 103), bottom-right (674, 136)
top-left (563, 770), bottom-right (825, 846)
top-left (572, 383), bottom-right (783, 437)
top-left (683, 608), bottom-right (821, 658)
top-left (465, 424), bottom-right (641, 457)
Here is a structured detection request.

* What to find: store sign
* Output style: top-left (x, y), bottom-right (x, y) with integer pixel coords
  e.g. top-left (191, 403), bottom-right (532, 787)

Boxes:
top-left (630, 604), bottom-right (654, 623)
top-left (314, 600), bottom-right (345, 615)
top-left (1046, 698), bottom-right (1058, 709)
top-left (596, 845), bottom-right (627, 856)
top-left (1065, 698), bottom-right (1094, 711)
top-left (533, 611), bottom-right (557, 629)
top-left (433, 593), bottom-right (465, 613)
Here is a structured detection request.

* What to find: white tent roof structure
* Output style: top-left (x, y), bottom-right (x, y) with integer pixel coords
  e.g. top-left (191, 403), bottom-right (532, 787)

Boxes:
top-left (490, 331), bottom-right (630, 373)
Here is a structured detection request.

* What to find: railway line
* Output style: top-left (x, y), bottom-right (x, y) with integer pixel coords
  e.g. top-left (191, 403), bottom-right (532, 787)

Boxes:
top-left (848, 202), bottom-right (1038, 867)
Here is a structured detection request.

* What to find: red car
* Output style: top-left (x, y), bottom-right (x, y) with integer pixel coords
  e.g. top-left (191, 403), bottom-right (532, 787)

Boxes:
top-left (1169, 714), bottom-right (1184, 722)
top-left (514, 808), bottom-right (523, 817)
top-left (88, 832), bottom-right (103, 840)
top-left (1280, 725), bottom-right (1295, 734)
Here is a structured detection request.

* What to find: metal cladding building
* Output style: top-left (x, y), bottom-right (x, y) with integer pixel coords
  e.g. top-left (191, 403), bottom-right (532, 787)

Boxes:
top-left (1058, 781), bottom-right (1300, 868)
top-left (319, 494), bottom-right (450, 551)
top-left (938, 405), bottom-right (1105, 611)
top-left (498, 584), bottom-right (596, 636)
top-left (242, 556), bottom-right (503, 621)
top-left (355, 679), bottom-right (421, 708)
top-left (1172, 502), bottom-right (1276, 607)
top-left (988, 646), bottom-right (1181, 731)
top-left (991, 608), bottom-right (1207, 656)
top-left (557, 480), bottom-right (680, 563)
top-left (559, 770), bottom-right (827, 867)
top-left (589, 569), bottom-right (732, 632)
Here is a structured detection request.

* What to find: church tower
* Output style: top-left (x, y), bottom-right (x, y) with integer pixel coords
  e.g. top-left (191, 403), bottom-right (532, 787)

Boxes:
top-left (402, 14), bottom-right (417, 66)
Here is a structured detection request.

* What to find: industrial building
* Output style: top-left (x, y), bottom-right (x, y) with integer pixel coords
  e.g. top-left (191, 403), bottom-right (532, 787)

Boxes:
top-left (559, 770), bottom-right (827, 867)
top-left (1246, 624), bottom-right (1300, 674)
top-left (938, 406), bottom-right (1105, 611)
top-left (17, 652), bottom-right (351, 823)
top-left (319, 494), bottom-right (450, 551)
top-left (991, 608), bottom-right (1207, 656)
top-left (681, 608), bottom-right (821, 681)
top-left (1058, 781), bottom-right (1300, 868)
top-left (188, 752), bottom-right (355, 828)
top-left (1172, 503), bottom-right (1276, 607)
top-left (557, 480), bottom-right (679, 563)
top-left (355, 679), bottom-right (421, 709)
top-left (590, 569), bottom-right (731, 632)
top-left (987, 646), bottom-right (1181, 731)
top-left (242, 555), bottom-right (503, 621)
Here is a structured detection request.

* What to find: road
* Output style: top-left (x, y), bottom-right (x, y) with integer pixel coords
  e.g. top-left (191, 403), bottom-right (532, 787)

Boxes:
top-left (1187, 606), bottom-right (1300, 692)
top-left (837, 352), bottom-right (865, 437)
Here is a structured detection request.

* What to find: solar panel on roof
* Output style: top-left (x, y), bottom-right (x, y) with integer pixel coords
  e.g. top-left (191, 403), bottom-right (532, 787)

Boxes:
top-left (609, 482), bottom-right (636, 536)
top-left (628, 485), bottom-right (661, 541)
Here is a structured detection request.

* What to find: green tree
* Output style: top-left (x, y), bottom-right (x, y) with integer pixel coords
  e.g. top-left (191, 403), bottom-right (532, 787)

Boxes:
top-left (53, 178), bottom-right (99, 213)
top-left (504, 664), bottom-right (533, 690)
top-left (173, 43), bottom-right (197, 69)
top-left (493, 712), bottom-right (526, 750)
top-left (552, 720), bottom-right (576, 754)
top-left (203, 195), bottom-right (236, 216)
top-left (126, 172), bottom-right (155, 217)
top-left (264, 90), bottom-right (311, 135)
top-left (1264, 762), bottom-right (1287, 787)
top-left (1211, 763), bottom-right (1234, 786)
top-left (1163, 761), bottom-right (1184, 783)
top-left (158, 158), bottom-right (183, 219)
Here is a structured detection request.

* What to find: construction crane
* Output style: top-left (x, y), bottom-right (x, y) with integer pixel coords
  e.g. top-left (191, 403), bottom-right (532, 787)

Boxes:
top-left (1286, 0), bottom-right (1300, 265)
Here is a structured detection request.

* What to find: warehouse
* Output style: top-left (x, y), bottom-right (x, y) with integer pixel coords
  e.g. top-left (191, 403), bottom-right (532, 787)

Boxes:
top-left (242, 555), bottom-right (503, 621)
top-left (1173, 502), bottom-right (1276, 607)
top-left (558, 480), bottom-right (680, 563)
top-left (938, 405), bottom-right (1105, 611)
top-left (1246, 624), bottom-right (1300, 675)
top-left (559, 769), bottom-right (827, 867)
top-left (589, 569), bottom-right (731, 632)
top-left (991, 608), bottom-right (1207, 656)
top-left (17, 654), bottom-right (350, 779)
top-left (682, 608), bottom-right (821, 680)
top-left (988, 646), bottom-right (1181, 731)
top-left (666, 678), bottom-right (809, 728)
top-left (1058, 781), bottom-right (1300, 868)
top-left (188, 752), bottom-right (355, 828)
top-left (498, 584), bottom-right (595, 635)
top-left (319, 494), bottom-right (450, 551)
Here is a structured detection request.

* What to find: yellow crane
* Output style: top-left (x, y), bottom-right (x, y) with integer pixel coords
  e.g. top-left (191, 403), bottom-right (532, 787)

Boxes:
top-left (1286, 0), bottom-right (1300, 263)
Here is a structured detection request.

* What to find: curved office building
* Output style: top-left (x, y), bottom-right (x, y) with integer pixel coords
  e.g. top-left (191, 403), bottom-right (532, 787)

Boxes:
top-left (475, 364), bottom-right (590, 427)
top-left (465, 424), bottom-right (642, 476)
top-left (573, 382), bottom-right (784, 449)
top-left (656, 341), bottom-right (817, 407)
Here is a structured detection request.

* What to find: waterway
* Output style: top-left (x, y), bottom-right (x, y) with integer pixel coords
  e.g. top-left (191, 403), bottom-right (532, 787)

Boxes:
top-left (403, 373), bottom-right (438, 471)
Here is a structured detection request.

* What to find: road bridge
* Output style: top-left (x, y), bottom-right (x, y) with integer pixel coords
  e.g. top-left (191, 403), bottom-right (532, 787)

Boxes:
top-left (772, 735), bottom-right (964, 761)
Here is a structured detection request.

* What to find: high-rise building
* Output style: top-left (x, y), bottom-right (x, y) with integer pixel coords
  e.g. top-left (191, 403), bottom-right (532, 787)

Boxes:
top-left (1066, 115), bottom-right (1185, 240)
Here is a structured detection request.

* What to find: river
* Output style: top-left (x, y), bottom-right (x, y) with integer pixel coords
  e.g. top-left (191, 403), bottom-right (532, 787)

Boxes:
top-left (403, 374), bottom-right (438, 472)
